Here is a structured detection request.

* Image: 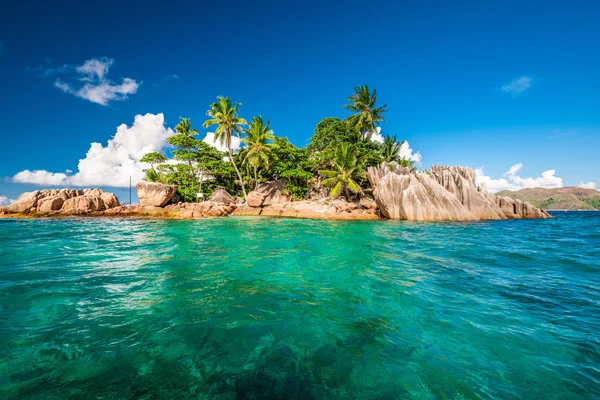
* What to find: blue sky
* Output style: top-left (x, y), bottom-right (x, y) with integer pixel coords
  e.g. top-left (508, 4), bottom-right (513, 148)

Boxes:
top-left (1, 0), bottom-right (599, 204)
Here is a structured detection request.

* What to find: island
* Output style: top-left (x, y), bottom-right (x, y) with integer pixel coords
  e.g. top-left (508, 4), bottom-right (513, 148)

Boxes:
top-left (1, 86), bottom-right (551, 221)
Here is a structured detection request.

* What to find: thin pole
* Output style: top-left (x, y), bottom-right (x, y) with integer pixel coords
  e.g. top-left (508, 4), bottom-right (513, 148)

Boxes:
top-left (129, 176), bottom-right (132, 205)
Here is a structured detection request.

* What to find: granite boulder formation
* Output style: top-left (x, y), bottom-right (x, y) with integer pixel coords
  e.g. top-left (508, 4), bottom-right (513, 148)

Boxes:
top-left (246, 180), bottom-right (291, 207)
top-left (367, 162), bottom-right (550, 221)
top-left (136, 182), bottom-right (178, 207)
top-left (1, 188), bottom-right (121, 215)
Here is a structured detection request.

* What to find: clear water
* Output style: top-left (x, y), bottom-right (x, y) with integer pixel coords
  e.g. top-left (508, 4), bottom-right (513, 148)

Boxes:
top-left (0, 213), bottom-right (599, 399)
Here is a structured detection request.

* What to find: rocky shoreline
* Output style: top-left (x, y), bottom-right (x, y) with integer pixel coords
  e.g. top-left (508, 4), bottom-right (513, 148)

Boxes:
top-left (0, 164), bottom-right (551, 221)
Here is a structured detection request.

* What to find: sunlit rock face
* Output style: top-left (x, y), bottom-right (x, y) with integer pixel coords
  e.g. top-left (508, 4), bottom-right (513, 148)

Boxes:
top-left (1, 188), bottom-right (121, 215)
top-left (368, 162), bottom-right (550, 221)
top-left (136, 182), bottom-right (177, 207)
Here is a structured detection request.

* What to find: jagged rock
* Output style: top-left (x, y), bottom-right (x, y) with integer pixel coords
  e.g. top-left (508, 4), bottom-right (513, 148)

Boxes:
top-left (368, 162), bottom-right (550, 221)
top-left (38, 196), bottom-right (64, 212)
top-left (374, 172), bottom-right (477, 221)
top-left (246, 191), bottom-right (266, 208)
top-left (136, 182), bottom-right (177, 207)
top-left (367, 161), bottom-right (412, 187)
top-left (208, 188), bottom-right (234, 205)
top-left (430, 165), bottom-right (505, 220)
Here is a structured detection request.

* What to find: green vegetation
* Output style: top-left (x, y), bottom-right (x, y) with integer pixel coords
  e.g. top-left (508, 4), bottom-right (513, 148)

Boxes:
top-left (141, 85), bottom-right (415, 201)
top-left (319, 143), bottom-right (362, 199)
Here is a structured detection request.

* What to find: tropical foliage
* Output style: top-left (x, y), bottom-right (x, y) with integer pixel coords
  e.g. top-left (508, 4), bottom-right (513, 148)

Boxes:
top-left (203, 96), bottom-right (248, 199)
top-left (140, 85), bottom-right (414, 201)
top-left (343, 85), bottom-right (388, 141)
top-left (241, 116), bottom-right (274, 189)
top-left (318, 143), bottom-right (362, 199)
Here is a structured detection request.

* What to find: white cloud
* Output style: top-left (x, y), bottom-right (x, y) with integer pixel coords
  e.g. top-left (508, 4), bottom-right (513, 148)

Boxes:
top-left (578, 181), bottom-right (598, 190)
top-left (13, 113), bottom-right (173, 187)
top-left (202, 132), bottom-right (241, 153)
top-left (0, 196), bottom-right (15, 206)
top-left (398, 141), bottom-right (422, 166)
top-left (167, 74), bottom-right (181, 79)
top-left (369, 127), bottom-right (422, 165)
top-left (369, 127), bottom-right (384, 144)
top-left (475, 163), bottom-right (564, 193)
top-left (52, 57), bottom-right (140, 105)
top-left (502, 76), bottom-right (532, 95)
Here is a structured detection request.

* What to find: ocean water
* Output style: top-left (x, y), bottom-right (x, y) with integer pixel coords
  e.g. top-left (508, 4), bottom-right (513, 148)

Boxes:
top-left (0, 213), bottom-right (598, 399)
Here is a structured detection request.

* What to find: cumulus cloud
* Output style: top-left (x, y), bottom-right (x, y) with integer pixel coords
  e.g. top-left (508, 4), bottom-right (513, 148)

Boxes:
top-left (370, 127), bottom-right (385, 144)
top-left (398, 141), bottom-right (422, 165)
top-left (13, 113), bottom-right (173, 187)
top-left (502, 76), bottom-right (532, 95)
top-left (369, 127), bottom-right (422, 165)
top-left (475, 163), bottom-right (564, 193)
top-left (578, 181), bottom-right (598, 190)
top-left (202, 132), bottom-right (241, 153)
top-left (50, 57), bottom-right (140, 105)
top-left (0, 196), bottom-right (15, 206)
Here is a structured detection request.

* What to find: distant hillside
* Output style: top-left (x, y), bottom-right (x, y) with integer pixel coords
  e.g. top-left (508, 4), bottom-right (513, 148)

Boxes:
top-left (496, 187), bottom-right (600, 210)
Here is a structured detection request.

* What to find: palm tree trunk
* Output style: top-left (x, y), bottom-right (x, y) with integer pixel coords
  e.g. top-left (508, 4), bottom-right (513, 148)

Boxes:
top-left (254, 166), bottom-right (258, 190)
top-left (229, 147), bottom-right (248, 200)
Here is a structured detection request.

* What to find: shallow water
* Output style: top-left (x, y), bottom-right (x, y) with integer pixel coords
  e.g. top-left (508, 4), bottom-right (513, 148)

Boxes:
top-left (0, 213), bottom-right (599, 399)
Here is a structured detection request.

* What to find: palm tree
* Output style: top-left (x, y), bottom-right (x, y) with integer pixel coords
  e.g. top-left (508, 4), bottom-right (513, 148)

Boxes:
top-left (381, 135), bottom-right (405, 162)
top-left (343, 85), bottom-right (388, 141)
top-left (203, 96), bottom-right (249, 199)
top-left (319, 143), bottom-right (362, 199)
top-left (174, 117), bottom-right (199, 169)
top-left (242, 116), bottom-right (274, 190)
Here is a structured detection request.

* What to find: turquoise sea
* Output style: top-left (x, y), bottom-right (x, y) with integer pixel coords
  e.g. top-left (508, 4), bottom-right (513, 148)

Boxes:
top-left (0, 213), bottom-right (598, 399)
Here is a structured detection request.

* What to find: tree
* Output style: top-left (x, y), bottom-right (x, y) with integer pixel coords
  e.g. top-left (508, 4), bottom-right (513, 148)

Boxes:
top-left (381, 135), bottom-right (405, 162)
top-left (270, 137), bottom-right (313, 200)
top-left (307, 118), bottom-right (356, 169)
top-left (343, 85), bottom-right (388, 141)
top-left (241, 116), bottom-right (274, 189)
top-left (203, 96), bottom-right (249, 199)
top-left (140, 152), bottom-right (167, 170)
top-left (318, 143), bottom-right (362, 199)
top-left (170, 117), bottom-right (199, 168)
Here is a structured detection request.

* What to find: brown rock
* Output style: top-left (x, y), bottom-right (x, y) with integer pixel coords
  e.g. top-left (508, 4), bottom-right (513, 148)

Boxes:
top-left (208, 188), bottom-right (234, 205)
top-left (233, 207), bottom-right (262, 216)
top-left (359, 197), bottom-right (378, 210)
top-left (61, 196), bottom-right (105, 212)
top-left (254, 180), bottom-right (291, 205)
top-left (136, 182), bottom-right (177, 207)
top-left (5, 191), bottom-right (41, 213)
top-left (38, 196), bottom-right (64, 212)
top-left (141, 205), bottom-right (166, 216)
top-left (100, 192), bottom-right (120, 209)
top-left (246, 191), bottom-right (266, 208)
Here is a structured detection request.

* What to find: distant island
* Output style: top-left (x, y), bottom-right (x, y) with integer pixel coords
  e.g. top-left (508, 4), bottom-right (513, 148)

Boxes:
top-left (497, 187), bottom-right (600, 211)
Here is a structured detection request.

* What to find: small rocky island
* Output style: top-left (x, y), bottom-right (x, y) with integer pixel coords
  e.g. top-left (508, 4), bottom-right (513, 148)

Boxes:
top-left (1, 163), bottom-right (550, 221)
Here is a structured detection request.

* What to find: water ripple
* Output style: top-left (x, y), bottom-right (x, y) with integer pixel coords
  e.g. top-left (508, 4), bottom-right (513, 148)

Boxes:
top-left (0, 213), bottom-right (599, 399)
